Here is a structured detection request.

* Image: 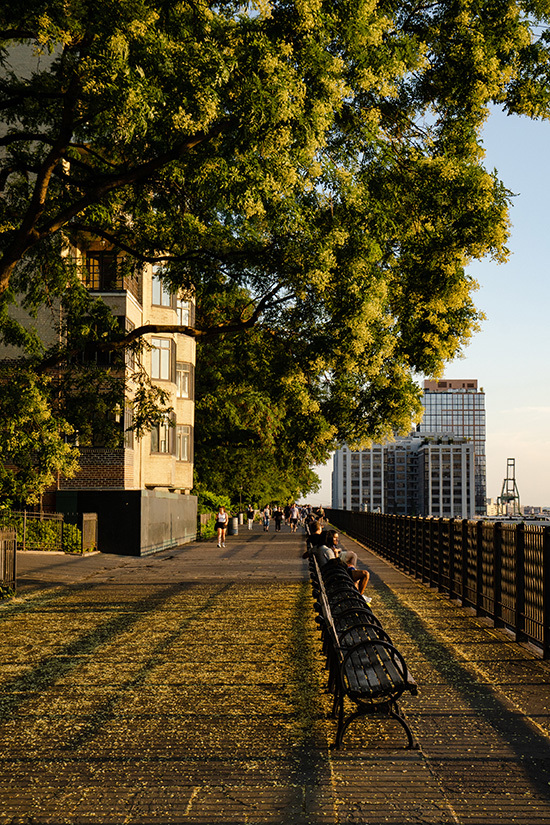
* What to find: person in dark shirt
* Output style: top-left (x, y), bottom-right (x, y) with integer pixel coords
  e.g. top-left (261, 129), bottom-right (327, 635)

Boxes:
top-left (246, 506), bottom-right (254, 530)
top-left (273, 507), bottom-right (283, 532)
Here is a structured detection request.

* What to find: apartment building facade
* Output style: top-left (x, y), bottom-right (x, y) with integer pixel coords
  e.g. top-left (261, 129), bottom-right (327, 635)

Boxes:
top-left (2, 243), bottom-right (198, 555)
top-left (332, 432), bottom-right (475, 519)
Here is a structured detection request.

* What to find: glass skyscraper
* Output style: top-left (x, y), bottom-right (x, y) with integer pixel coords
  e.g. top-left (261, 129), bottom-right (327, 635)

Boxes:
top-left (419, 379), bottom-right (486, 516)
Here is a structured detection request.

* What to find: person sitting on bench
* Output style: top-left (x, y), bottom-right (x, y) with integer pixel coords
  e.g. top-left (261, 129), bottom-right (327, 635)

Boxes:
top-left (329, 531), bottom-right (370, 595)
top-left (309, 529), bottom-right (370, 595)
top-left (302, 522), bottom-right (337, 566)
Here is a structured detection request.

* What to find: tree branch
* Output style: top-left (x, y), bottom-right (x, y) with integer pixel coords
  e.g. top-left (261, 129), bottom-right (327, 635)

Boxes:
top-left (67, 221), bottom-right (272, 269)
top-left (41, 119), bottom-right (234, 237)
top-left (0, 29), bottom-right (38, 40)
top-left (33, 284), bottom-right (295, 374)
top-left (0, 132), bottom-right (55, 148)
top-left (0, 117), bottom-right (235, 294)
top-left (68, 224), bottom-right (180, 265)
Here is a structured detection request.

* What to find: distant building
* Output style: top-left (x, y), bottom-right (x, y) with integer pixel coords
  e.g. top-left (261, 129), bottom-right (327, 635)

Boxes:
top-left (486, 498), bottom-right (500, 517)
top-left (332, 444), bottom-right (385, 513)
top-left (419, 379), bottom-right (486, 516)
top-left (332, 431), bottom-right (475, 519)
top-left (415, 435), bottom-right (475, 519)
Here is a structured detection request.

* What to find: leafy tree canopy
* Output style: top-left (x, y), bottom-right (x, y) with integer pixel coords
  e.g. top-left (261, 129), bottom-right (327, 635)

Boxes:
top-left (1, 0), bottom-right (550, 499)
top-left (194, 286), bottom-right (328, 503)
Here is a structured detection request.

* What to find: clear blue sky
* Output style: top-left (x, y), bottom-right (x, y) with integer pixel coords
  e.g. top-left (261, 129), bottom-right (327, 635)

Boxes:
top-left (309, 107), bottom-right (550, 508)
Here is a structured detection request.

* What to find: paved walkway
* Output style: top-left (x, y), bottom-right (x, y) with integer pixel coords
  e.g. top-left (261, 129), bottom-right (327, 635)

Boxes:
top-left (2, 523), bottom-right (550, 824)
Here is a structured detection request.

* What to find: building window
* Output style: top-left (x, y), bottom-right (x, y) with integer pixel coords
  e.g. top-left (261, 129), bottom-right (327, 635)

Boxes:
top-left (177, 299), bottom-right (192, 326)
top-left (176, 362), bottom-right (193, 399)
top-left (123, 406), bottom-right (134, 449)
top-left (152, 269), bottom-right (173, 307)
top-left (176, 425), bottom-right (192, 462)
top-left (151, 337), bottom-right (172, 381)
top-left (84, 252), bottom-right (122, 291)
top-left (151, 416), bottom-right (174, 454)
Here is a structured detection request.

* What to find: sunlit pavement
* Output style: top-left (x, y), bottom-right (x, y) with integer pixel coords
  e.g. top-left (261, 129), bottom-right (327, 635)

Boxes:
top-left (2, 523), bottom-right (550, 824)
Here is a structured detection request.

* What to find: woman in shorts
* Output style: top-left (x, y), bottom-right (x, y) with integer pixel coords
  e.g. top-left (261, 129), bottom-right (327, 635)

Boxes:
top-left (216, 506), bottom-right (228, 548)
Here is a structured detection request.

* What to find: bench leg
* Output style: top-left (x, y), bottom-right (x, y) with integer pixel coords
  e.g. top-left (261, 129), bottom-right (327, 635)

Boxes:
top-left (331, 690), bottom-right (339, 719)
top-left (332, 695), bottom-right (346, 748)
top-left (332, 700), bottom-right (419, 750)
top-left (388, 700), bottom-right (419, 750)
top-left (333, 705), bottom-right (361, 749)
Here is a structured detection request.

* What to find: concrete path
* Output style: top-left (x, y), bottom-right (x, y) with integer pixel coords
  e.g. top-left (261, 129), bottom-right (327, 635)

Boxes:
top-left (1, 523), bottom-right (550, 824)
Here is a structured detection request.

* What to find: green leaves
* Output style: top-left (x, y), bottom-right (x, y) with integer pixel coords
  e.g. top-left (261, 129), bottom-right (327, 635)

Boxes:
top-left (0, 368), bottom-right (79, 505)
top-left (1, 0), bottom-right (550, 500)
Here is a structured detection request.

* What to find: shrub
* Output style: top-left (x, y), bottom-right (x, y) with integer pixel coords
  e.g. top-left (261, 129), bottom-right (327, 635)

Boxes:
top-left (63, 523), bottom-right (83, 554)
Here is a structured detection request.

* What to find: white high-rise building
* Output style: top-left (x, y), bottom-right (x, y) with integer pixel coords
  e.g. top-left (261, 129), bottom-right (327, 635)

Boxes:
top-left (332, 432), bottom-right (475, 519)
top-left (332, 378), bottom-right (484, 519)
top-left (416, 437), bottom-right (475, 519)
top-left (332, 444), bottom-right (385, 512)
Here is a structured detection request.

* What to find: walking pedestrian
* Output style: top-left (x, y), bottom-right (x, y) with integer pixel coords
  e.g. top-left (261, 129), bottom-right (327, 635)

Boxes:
top-left (215, 505), bottom-right (228, 548)
top-left (289, 502), bottom-right (299, 532)
top-left (247, 505), bottom-right (254, 530)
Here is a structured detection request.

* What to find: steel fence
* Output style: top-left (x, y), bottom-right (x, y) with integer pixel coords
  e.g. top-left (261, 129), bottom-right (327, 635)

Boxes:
top-left (0, 511), bottom-right (98, 554)
top-left (326, 509), bottom-right (550, 659)
top-left (0, 511), bottom-right (64, 551)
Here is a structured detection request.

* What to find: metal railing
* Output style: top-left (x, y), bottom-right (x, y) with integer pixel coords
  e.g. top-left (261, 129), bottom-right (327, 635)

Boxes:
top-left (0, 511), bottom-right (64, 551)
top-left (0, 511), bottom-right (98, 554)
top-left (0, 530), bottom-right (16, 590)
top-left (326, 509), bottom-right (550, 659)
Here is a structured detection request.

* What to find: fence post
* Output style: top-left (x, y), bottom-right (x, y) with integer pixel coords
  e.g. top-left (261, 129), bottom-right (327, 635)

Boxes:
top-left (476, 520), bottom-right (484, 616)
top-left (22, 510), bottom-right (26, 552)
top-left (395, 516), bottom-right (403, 569)
top-left (423, 518), bottom-right (429, 584)
top-left (461, 519), bottom-right (469, 607)
top-left (404, 516), bottom-right (411, 575)
top-left (543, 526), bottom-right (550, 660)
top-left (426, 519), bottom-right (432, 586)
top-left (429, 518), bottom-right (436, 586)
top-left (448, 520), bottom-right (455, 599)
top-left (437, 518), bottom-right (445, 591)
top-left (515, 522), bottom-right (525, 643)
top-left (493, 521), bottom-right (502, 627)
top-left (420, 519), bottom-right (426, 583)
top-left (416, 517), bottom-right (422, 580)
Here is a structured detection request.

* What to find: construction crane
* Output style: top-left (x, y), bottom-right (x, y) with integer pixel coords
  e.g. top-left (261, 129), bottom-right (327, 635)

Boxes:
top-left (497, 458), bottom-right (521, 517)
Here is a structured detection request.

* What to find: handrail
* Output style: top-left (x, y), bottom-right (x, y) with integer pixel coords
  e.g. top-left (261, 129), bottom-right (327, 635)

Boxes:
top-left (326, 509), bottom-right (550, 659)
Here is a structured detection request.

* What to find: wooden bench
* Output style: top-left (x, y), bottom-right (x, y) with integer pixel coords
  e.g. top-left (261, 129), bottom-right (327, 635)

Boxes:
top-left (310, 556), bottom-right (419, 749)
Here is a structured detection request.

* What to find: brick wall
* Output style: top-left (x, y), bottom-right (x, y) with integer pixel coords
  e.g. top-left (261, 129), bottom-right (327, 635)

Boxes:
top-left (59, 448), bottom-right (134, 489)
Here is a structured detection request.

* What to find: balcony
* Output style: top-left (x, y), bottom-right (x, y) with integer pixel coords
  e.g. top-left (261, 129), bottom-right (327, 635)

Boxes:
top-left (82, 252), bottom-right (140, 302)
